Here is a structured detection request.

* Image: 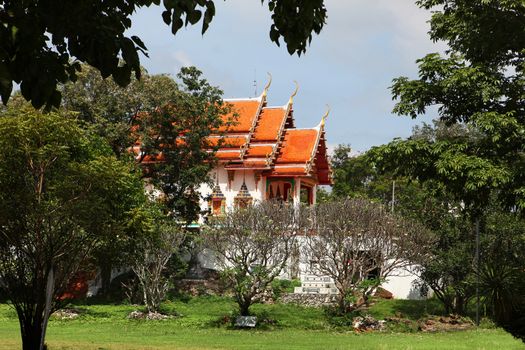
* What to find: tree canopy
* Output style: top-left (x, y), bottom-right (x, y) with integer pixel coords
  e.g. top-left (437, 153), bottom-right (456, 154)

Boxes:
top-left (0, 104), bottom-right (146, 349)
top-left (370, 0), bottom-right (525, 212)
top-left (0, 0), bottom-right (327, 109)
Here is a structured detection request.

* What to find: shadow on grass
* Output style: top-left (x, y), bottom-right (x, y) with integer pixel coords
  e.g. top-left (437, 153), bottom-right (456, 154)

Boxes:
top-left (368, 298), bottom-right (446, 321)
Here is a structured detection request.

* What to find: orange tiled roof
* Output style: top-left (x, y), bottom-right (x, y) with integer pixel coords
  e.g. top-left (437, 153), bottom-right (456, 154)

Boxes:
top-left (220, 99), bottom-right (262, 133)
top-left (211, 90), bottom-right (331, 184)
top-left (245, 145), bottom-right (274, 157)
top-left (252, 107), bottom-right (287, 142)
top-left (275, 129), bottom-right (318, 164)
top-left (136, 88), bottom-right (332, 185)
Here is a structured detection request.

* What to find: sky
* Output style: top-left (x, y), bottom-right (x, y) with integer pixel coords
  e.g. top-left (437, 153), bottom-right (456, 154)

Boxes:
top-left (129, 0), bottom-right (447, 153)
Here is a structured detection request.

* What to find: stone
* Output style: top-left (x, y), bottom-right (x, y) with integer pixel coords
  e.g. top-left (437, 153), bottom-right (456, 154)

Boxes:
top-left (234, 316), bottom-right (257, 328)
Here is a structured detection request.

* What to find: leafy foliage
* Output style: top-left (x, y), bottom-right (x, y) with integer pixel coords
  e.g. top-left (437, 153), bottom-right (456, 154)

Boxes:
top-left (0, 104), bottom-right (145, 349)
top-left (0, 0), bottom-right (326, 109)
top-left (60, 64), bottom-right (181, 157)
top-left (370, 0), bottom-right (525, 332)
top-left (137, 67), bottom-right (231, 222)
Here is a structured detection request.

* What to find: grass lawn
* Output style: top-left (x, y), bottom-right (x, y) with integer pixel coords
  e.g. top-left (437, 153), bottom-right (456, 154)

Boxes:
top-left (0, 297), bottom-right (523, 350)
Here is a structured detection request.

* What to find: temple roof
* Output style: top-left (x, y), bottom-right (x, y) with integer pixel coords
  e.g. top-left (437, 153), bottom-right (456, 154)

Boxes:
top-left (215, 89), bottom-right (332, 185)
top-left (133, 85), bottom-right (332, 186)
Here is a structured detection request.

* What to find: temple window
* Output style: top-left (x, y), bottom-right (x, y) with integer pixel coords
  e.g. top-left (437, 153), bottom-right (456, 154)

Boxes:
top-left (209, 180), bottom-right (226, 216)
top-left (234, 181), bottom-right (252, 209)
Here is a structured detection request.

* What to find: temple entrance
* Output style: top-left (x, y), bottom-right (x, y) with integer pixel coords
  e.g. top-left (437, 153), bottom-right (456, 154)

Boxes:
top-left (266, 179), bottom-right (294, 203)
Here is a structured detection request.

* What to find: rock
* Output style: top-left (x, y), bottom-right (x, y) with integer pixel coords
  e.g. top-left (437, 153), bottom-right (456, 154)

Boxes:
top-left (352, 315), bottom-right (385, 332)
top-left (128, 311), bottom-right (171, 320)
top-left (419, 314), bottom-right (474, 332)
top-left (374, 287), bottom-right (393, 299)
top-left (52, 308), bottom-right (80, 320)
top-left (280, 293), bottom-right (337, 307)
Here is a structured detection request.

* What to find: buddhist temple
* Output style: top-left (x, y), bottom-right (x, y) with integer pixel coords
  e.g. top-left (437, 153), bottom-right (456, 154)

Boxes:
top-left (200, 79), bottom-right (332, 216)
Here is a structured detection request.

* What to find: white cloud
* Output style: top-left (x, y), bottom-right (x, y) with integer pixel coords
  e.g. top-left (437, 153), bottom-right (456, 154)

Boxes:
top-left (172, 50), bottom-right (193, 68)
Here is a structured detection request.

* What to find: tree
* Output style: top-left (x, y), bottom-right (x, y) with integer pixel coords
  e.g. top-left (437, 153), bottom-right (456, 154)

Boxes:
top-left (0, 104), bottom-right (145, 350)
top-left (60, 64), bottom-right (181, 157)
top-left (383, 0), bottom-right (525, 210)
top-left (329, 136), bottom-right (478, 314)
top-left (132, 216), bottom-right (186, 313)
top-left (370, 0), bottom-right (525, 326)
top-left (0, 0), bottom-right (327, 109)
top-left (137, 66), bottom-right (231, 222)
top-left (305, 199), bottom-right (432, 314)
top-left (60, 66), bottom-right (226, 294)
top-left (204, 201), bottom-right (304, 316)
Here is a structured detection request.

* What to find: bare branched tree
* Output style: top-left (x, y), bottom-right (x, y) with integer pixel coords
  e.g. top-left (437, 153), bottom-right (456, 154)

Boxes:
top-left (132, 222), bottom-right (186, 313)
top-left (305, 198), bottom-right (433, 313)
top-left (204, 201), bottom-right (306, 316)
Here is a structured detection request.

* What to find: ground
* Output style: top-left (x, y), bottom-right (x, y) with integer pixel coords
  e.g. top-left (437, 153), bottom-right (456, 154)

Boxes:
top-left (0, 297), bottom-right (523, 350)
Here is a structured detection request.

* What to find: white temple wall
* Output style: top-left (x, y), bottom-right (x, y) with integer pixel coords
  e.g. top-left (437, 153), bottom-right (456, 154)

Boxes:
top-left (198, 164), bottom-right (266, 220)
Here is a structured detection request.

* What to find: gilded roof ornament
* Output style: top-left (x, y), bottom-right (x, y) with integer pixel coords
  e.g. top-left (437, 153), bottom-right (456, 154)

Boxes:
top-left (261, 72), bottom-right (272, 99)
top-left (321, 105), bottom-right (330, 128)
top-left (288, 81), bottom-right (299, 105)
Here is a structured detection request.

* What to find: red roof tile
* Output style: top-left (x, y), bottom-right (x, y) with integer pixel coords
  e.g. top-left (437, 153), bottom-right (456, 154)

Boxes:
top-left (220, 100), bottom-right (261, 133)
top-left (252, 107), bottom-right (286, 142)
top-left (275, 129), bottom-right (318, 164)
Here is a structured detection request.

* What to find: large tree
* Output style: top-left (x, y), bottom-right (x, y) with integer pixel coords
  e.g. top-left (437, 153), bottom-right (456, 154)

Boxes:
top-left (136, 66), bottom-right (231, 222)
top-left (0, 0), bottom-right (327, 109)
top-left (369, 0), bottom-right (525, 328)
top-left (0, 104), bottom-right (146, 350)
top-left (60, 64), bottom-right (181, 157)
top-left (60, 66), bottom-right (228, 294)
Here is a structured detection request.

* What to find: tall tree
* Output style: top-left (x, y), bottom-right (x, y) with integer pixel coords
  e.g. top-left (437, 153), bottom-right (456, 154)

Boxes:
top-left (60, 65), bottom-right (181, 157)
top-left (0, 104), bottom-right (146, 350)
top-left (371, 0), bottom-right (525, 327)
top-left (0, 0), bottom-right (327, 109)
top-left (60, 66), bottom-right (228, 293)
top-left (136, 66), bottom-right (231, 222)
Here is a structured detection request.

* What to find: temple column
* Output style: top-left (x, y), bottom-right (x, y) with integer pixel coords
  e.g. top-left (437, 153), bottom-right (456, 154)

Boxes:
top-left (312, 184), bottom-right (317, 205)
top-left (293, 178), bottom-right (301, 207)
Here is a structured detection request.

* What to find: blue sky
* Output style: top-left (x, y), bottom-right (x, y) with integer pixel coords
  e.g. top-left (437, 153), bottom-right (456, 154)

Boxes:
top-left (129, 0), bottom-right (446, 152)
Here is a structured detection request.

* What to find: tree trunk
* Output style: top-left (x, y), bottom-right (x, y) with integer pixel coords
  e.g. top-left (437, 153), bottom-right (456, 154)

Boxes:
top-left (18, 311), bottom-right (47, 350)
top-left (239, 298), bottom-right (252, 316)
top-left (454, 295), bottom-right (466, 315)
top-left (99, 263), bottom-right (112, 296)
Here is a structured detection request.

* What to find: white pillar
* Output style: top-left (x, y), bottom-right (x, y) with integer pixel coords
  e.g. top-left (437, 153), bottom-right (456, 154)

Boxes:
top-left (293, 178), bottom-right (301, 207)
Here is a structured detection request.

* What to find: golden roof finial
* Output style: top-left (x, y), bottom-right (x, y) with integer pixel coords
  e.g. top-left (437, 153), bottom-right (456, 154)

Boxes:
top-left (261, 72), bottom-right (272, 99)
top-left (288, 81), bottom-right (299, 105)
top-left (321, 105), bottom-right (330, 128)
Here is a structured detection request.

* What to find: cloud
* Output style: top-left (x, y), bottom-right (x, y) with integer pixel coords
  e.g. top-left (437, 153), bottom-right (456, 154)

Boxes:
top-left (172, 51), bottom-right (193, 68)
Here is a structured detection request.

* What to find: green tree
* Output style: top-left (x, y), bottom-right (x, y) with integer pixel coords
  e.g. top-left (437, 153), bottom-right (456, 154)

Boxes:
top-left (60, 65), bottom-right (181, 157)
top-left (60, 66), bottom-right (227, 294)
top-left (371, 0), bottom-right (525, 325)
top-left (0, 0), bottom-right (327, 109)
top-left (137, 66), bottom-right (231, 222)
top-left (0, 104), bottom-right (146, 350)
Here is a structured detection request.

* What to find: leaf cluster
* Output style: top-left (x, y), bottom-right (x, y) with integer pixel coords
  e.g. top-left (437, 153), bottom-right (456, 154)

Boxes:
top-left (0, 0), bottom-right (326, 109)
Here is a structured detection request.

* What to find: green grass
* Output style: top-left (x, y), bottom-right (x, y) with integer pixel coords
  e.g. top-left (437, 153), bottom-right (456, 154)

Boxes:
top-left (0, 297), bottom-right (523, 350)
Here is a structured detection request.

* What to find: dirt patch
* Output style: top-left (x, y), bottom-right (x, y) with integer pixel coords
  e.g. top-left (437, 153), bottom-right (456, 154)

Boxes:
top-left (419, 314), bottom-right (474, 332)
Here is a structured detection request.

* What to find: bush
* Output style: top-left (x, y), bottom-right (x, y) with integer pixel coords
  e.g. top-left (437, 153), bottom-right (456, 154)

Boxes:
top-left (271, 279), bottom-right (301, 300)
